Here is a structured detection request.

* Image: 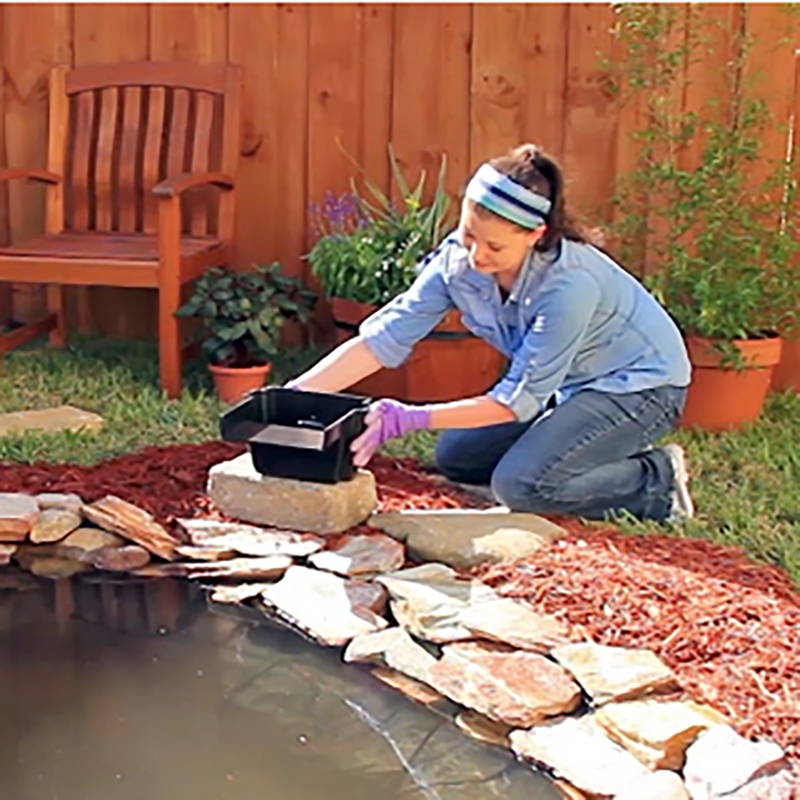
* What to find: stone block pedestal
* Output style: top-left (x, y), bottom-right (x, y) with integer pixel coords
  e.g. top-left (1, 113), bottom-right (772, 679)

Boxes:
top-left (207, 453), bottom-right (378, 534)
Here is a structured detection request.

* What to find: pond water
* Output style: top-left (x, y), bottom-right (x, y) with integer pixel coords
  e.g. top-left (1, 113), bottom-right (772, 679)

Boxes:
top-left (0, 575), bottom-right (560, 800)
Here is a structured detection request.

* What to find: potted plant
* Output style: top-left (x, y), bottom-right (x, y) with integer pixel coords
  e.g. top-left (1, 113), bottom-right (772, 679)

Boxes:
top-left (177, 262), bottom-right (316, 403)
top-left (609, 6), bottom-right (799, 430)
top-left (307, 146), bottom-right (506, 402)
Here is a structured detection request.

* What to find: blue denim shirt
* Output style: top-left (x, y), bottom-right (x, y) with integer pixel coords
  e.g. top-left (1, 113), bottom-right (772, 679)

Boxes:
top-left (359, 234), bottom-right (692, 421)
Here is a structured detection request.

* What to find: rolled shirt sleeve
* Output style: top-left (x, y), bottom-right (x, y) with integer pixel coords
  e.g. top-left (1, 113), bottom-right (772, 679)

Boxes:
top-left (489, 268), bottom-right (602, 421)
top-left (359, 244), bottom-right (456, 368)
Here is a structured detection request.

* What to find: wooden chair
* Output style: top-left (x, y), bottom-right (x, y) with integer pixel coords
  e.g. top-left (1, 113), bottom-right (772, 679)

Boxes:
top-left (0, 61), bottom-right (242, 398)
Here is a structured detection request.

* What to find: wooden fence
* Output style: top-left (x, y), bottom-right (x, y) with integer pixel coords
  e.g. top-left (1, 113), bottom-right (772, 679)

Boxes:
top-left (0, 3), bottom-right (798, 340)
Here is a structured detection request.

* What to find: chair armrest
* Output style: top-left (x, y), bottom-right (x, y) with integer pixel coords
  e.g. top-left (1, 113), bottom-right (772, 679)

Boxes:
top-left (152, 172), bottom-right (235, 198)
top-left (0, 168), bottom-right (61, 185)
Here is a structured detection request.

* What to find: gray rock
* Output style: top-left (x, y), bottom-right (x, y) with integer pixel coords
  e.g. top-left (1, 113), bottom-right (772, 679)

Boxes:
top-left (29, 509), bottom-right (83, 544)
top-left (344, 626), bottom-right (437, 684)
top-left (34, 492), bottom-right (85, 514)
top-left (308, 534), bottom-right (404, 576)
top-left (261, 565), bottom-right (388, 646)
top-left (208, 454), bottom-right (378, 534)
top-left (0, 493), bottom-right (39, 541)
top-left (683, 725), bottom-right (788, 799)
top-left (510, 715), bottom-right (651, 796)
top-left (551, 640), bottom-right (679, 705)
top-left (376, 563), bottom-right (497, 642)
top-left (370, 509), bottom-right (566, 569)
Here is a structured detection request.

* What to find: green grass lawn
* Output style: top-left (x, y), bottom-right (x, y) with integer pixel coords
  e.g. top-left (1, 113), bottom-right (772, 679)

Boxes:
top-left (2, 335), bottom-right (799, 586)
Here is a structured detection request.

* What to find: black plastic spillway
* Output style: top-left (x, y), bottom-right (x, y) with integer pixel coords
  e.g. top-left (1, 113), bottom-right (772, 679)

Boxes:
top-left (219, 387), bottom-right (370, 483)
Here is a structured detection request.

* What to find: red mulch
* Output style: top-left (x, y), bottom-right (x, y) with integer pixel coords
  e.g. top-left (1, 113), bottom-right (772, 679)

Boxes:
top-left (2, 441), bottom-right (799, 763)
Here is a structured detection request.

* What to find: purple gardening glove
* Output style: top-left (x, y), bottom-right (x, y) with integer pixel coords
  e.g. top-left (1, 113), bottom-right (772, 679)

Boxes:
top-left (351, 399), bottom-right (432, 467)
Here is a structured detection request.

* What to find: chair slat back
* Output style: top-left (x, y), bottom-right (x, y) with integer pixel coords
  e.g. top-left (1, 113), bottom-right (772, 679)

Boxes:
top-left (59, 62), bottom-right (241, 238)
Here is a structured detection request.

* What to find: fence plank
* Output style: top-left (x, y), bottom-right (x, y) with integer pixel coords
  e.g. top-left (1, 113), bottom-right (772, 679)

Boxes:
top-left (149, 4), bottom-right (227, 64)
top-left (74, 2), bottom-right (149, 338)
top-left (2, 3), bottom-right (71, 324)
top-left (229, 4), bottom-right (308, 281)
top-left (562, 3), bottom-right (616, 225)
top-left (392, 4), bottom-right (472, 204)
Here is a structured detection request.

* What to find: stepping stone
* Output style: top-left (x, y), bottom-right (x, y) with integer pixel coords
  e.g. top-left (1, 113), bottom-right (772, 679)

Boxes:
top-left (208, 454), bottom-right (377, 534)
top-left (551, 641), bottom-right (679, 704)
top-left (0, 493), bottom-right (39, 541)
top-left (308, 534), bottom-right (404, 577)
top-left (260, 565), bottom-right (388, 646)
top-left (30, 509), bottom-right (83, 543)
top-left (0, 406), bottom-right (104, 436)
top-left (344, 626), bottom-right (438, 685)
top-left (511, 715), bottom-right (650, 797)
top-left (371, 509), bottom-right (566, 569)
top-left (615, 771), bottom-right (690, 800)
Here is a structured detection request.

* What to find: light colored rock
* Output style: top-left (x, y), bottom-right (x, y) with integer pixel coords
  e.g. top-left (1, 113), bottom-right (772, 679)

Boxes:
top-left (376, 563), bottom-right (497, 642)
top-left (30, 510), bottom-right (84, 544)
top-left (459, 596), bottom-right (570, 652)
top-left (343, 580), bottom-right (388, 615)
top-left (454, 710), bottom-right (512, 748)
top-left (208, 455), bottom-right (378, 534)
top-left (0, 493), bottom-right (39, 541)
top-left (596, 699), bottom-right (729, 770)
top-left (615, 770), bottom-right (690, 800)
top-left (371, 667), bottom-right (445, 705)
top-left (552, 780), bottom-right (589, 800)
top-left (0, 405), bottom-right (104, 436)
top-left (34, 492), bottom-right (85, 514)
top-left (344, 626), bottom-right (437, 684)
top-left (0, 543), bottom-right (16, 565)
top-left (208, 583), bottom-right (274, 605)
top-left (428, 641), bottom-right (582, 727)
top-left (551, 641), bottom-right (679, 704)
top-left (59, 527), bottom-right (125, 558)
top-left (308, 534), bottom-right (404, 576)
top-left (134, 555), bottom-right (292, 581)
top-left (175, 545), bottom-right (237, 561)
top-left (91, 545), bottom-right (151, 571)
top-left (83, 495), bottom-right (179, 560)
top-left (370, 509), bottom-right (566, 569)
top-left (175, 518), bottom-right (325, 556)
top-left (28, 557), bottom-right (91, 579)
top-left (683, 725), bottom-right (788, 799)
top-left (260, 565), bottom-right (388, 646)
top-left (510, 715), bottom-right (650, 796)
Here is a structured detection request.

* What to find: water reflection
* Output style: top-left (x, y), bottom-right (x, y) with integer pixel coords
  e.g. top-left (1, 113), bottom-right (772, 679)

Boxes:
top-left (0, 573), bottom-right (559, 800)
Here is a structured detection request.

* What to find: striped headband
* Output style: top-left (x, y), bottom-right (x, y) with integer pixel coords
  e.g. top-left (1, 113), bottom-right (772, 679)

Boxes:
top-left (465, 163), bottom-right (551, 229)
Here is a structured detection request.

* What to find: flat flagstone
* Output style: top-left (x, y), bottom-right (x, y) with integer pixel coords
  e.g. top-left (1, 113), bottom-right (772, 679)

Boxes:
top-left (260, 565), bottom-right (388, 646)
top-left (683, 724), bottom-right (788, 798)
top-left (308, 533), bottom-right (404, 577)
top-left (28, 556), bottom-right (91, 579)
top-left (175, 518), bottom-right (325, 557)
top-left (58, 527), bottom-right (125, 559)
top-left (208, 583), bottom-right (275, 605)
top-left (375, 563), bottom-right (498, 643)
top-left (595, 698), bottom-right (729, 770)
top-left (454, 710), bottom-right (512, 748)
top-left (551, 641), bottom-right (679, 704)
top-left (344, 626), bottom-right (438, 685)
top-left (370, 667), bottom-right (445, 705)
top-left (30, 508), bottom-right (83, 544)
top-left (370, 509), bottom-right (566, 569)
top-left (34, 492), bottom-right (85, 514)
top-left (459, 596), bottom-right (571, 652)
top-left (0, 405), bottom-right (104, 437)
top-left (0, 493), bottom-right (39, 541)
top-left (428, 641), bottom-right (582, 727)
top-left (510, 715), bottom-right (651, 797)
top-left (614, 770), bottom-right (690, 800)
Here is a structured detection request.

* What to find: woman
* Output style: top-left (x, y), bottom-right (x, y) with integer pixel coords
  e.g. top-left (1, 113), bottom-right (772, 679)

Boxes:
top-left (290, 144), bottom-right (693, 523)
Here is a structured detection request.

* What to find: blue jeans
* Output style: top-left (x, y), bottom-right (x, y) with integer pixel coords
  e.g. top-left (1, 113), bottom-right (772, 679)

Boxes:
top-left (435, 386), bottom-right (687, 522)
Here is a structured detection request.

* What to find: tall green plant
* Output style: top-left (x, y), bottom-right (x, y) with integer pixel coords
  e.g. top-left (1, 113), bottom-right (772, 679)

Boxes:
top-left (607, 5), bottom-right (799, 360)
top-left (307, 145), bottom-right (456, 305)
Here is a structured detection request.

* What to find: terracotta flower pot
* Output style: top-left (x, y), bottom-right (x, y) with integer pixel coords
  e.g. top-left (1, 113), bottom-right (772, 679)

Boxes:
top-left (680, 336), bottom-right (783, 432)
top-left (209, 362), bottom-right (272, 404)
top-left (330, 297), bottom-right (506, 402)
top-left (771, 334), bottom-right (800, 393)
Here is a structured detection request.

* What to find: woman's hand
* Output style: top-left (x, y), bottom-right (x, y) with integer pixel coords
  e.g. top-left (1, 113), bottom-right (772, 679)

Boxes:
top-left (350, 399), bottom-right (431, 467)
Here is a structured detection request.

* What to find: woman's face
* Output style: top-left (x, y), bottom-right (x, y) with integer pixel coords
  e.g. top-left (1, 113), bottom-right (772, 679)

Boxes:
top-left (458, 199), bottom-right (544, 276)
